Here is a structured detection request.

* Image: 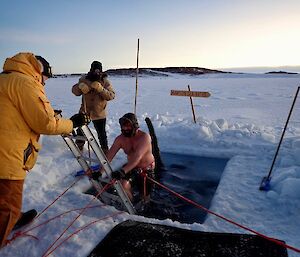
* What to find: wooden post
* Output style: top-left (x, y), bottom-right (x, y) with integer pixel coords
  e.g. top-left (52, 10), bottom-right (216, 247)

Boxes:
top-left (170, 88), bottom-right (210, 123)
top-left (134, 38), bottom-right (140, 115)
top-left (188, 85), bottom-right (197, 123)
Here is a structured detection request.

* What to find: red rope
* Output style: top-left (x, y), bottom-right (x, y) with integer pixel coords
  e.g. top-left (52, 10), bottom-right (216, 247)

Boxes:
top-left (43, 211), bottom-right (124, 256)
top-left (36, 176), bottom-right (82, 219)
top-left (143, 174), bottom-right (147, 197)
top-left (42, 180), bottom-right (115, 257)
top-left (145, 175), bottom-right (300, 254)
top-left (6, 177), bottom-right (84, 245)
top-left (8, 204), bottom-right (105, 244)
top-left (23, 204), bottom-right (105, 234)
top-left (5, 231), bottom-right (39, 246)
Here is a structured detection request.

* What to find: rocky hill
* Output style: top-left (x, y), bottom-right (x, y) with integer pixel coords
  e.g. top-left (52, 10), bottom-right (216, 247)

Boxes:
top-left (54, 67), bottom-right (229, 78)
top-left (105, 67), bottom-right (229, 77)
top-left (54, 67), bottom-right (300, 78)
top-left (265, 71), bottom-right (298, 75)
top-left (105, 68), bottom-right (166, 77)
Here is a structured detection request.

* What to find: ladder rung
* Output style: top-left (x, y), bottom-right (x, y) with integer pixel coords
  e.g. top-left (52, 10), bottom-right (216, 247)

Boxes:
top-left (63, 126), bottom-right (136, 214)
top-left (71, 135), bottom-right (88, 141)
top-left (79, 156), bottom-right (99, 164)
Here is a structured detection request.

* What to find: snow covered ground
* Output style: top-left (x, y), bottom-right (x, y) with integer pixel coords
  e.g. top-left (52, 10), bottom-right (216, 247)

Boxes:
top-left (1, 73), bottom-right (300, 257)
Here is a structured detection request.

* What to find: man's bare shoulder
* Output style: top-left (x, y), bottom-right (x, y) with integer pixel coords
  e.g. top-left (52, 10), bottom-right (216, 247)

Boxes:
top-left (115, 134), bottom-right (124, 142)
top-left (114, 134), bottom-right (127, 146)
top-left (137, 130), bottom-right (151, 140)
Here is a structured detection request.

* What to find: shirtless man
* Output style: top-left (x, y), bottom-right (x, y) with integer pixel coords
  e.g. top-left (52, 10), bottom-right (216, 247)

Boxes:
top-left (106, 113), bottom-right (155, 201)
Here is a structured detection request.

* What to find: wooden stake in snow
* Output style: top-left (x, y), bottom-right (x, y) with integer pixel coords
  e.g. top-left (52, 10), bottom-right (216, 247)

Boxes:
top-left (134, 38), bottom-right (140, 115)
top-left (170, 87), bottom-right (211, 123)
top-left (188, 85), bottom-right (197, 123)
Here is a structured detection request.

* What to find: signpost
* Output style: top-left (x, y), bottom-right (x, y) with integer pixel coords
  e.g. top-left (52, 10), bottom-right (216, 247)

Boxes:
top-left (170, 86), bottom-right (211, 123)
top-left (170, 90), bottom-right (211, 98)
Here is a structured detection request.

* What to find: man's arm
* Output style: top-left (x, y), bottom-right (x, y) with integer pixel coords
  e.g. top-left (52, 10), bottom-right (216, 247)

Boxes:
top-left (106, 136), bottom-right (122, 162)
top-left (72, 76), bottom-right (87, 96)
top-left (90, 78), bottom-right (115, 101)
top-left (101, 78), bottom-right (115, 101)
top-left (17, 82), bottom-right (73, 135)
top-left (71, 83), bottom-right (82, 96)
top-left (95, 136), bottom-right (122, 178)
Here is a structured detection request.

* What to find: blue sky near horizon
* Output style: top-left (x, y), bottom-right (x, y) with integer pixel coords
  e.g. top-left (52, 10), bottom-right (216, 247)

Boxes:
top-left (1, 0), bottom-right (300, 73)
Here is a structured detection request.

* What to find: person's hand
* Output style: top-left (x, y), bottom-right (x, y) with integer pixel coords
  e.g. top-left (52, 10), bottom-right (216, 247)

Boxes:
top-left (54, 109), bottom-right (62, 117)
top-left (91, 171), bottom-right (101, 181)
top-left (78, 82), bottom-right (90, 94)
top-left (90, 81), bottom-right (104, 92)
top-left (111, 169), bottom-right (126, 180)
top-left (70, 113), bottom-right (90, 128)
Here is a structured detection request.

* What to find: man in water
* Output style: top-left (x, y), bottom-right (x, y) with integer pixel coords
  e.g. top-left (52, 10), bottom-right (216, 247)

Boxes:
top-left (106, 113), bottom-right (155, 201)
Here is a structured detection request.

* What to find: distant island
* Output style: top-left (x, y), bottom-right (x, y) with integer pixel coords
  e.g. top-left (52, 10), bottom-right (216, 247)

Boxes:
top-left (54, 67), bottom-right (230, 78)
top-left (106, 67), bottom-right (230, 76)
top-left (53, 67), bottom-right (298, 77)
top-left (265, 71), bottom-right (298, 75)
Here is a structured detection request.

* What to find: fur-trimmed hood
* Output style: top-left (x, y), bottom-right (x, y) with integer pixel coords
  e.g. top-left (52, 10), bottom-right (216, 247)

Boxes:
top-left (3, 52), bottom-right (43, 84)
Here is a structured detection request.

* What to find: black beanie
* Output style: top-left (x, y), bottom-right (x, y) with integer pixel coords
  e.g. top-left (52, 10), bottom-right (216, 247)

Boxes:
top-left (36, 55), bottom-right (53, 78)
top-left (90, 61), bottom-right (102, 72)
top-left (119, 113), bottom-right (139, 129)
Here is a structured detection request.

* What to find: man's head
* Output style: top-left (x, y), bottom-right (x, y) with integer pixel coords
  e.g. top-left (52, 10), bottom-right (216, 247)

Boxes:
top-left (119, 113), bottom-right (139, 137)
top-left (35, 55), bottom-right (52, 79)
top-left (87, 61), bottom-right (102, 81)
top-left (90, 61), bottom-right (102, 73)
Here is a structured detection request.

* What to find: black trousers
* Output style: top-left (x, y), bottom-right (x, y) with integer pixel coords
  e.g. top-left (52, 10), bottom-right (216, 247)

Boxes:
top-left (93, 118), bottom-right (108, 151)
top-left (76, 118), bottom-right (108, 152)
top-left (126, 168), bottom-right (156, 197)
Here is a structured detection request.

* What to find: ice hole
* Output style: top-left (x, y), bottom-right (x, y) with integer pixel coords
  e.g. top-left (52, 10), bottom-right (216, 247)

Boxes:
top-left (138, 152), bottom-right (229, 224)
top-left (85, 152), bottom-right (229, 224)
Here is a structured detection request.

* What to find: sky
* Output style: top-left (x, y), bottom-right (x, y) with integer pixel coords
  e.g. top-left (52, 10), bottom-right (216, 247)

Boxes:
top-left (0, 73), bottom-right (299, 256)
top-left (1, 0), bottom-right (300, 73)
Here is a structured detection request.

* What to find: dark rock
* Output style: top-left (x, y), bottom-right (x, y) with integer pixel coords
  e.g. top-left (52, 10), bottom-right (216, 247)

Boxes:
top-left (88, 220), bottom-right (288, 257)
top-left (265, 71), bottom-right (298, 75)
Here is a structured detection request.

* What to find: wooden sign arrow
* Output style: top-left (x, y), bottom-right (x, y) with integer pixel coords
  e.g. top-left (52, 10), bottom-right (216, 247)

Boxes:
top-left (170, 90), bottom-right (211, 97)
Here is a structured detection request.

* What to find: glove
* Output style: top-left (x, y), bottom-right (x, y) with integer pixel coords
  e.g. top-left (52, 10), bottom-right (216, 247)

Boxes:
top-left (91, 171), bottom-right (101, 181)
top-left (78, 82), bottom-right (90, 94)
top-left (54, 109), bottom-right (62, 114)
top-left (70, 113), bottom-right (90, 128)
top-left (111, 169), bottom-right (126, 180)
top-left (90, 81), bottom-right (104, 92)
top-left (54, 109), bottom-right (62, 117)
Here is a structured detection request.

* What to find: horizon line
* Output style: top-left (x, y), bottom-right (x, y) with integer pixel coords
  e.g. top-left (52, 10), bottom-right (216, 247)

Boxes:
top-left (53, 66), bottom-right (300, 75)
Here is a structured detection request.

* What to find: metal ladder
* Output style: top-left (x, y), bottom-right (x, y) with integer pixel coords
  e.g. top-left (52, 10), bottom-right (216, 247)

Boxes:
top-left (62, 125), bottom-right (135, 214)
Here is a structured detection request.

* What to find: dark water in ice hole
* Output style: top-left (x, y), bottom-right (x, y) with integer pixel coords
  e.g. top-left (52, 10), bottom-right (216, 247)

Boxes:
top-left (85, 152), bottom-right (229, 224)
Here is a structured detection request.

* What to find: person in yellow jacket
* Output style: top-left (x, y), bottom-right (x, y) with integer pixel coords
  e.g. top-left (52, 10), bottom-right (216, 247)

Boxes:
top-left (0, 52), bottom-right (89, 247)
top-left (72, 61), bottom-right (115, 153)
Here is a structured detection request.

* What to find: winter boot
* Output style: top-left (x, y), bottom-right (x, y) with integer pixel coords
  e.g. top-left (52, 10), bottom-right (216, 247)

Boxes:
top-left (13, 209), bottom-right (38, 230)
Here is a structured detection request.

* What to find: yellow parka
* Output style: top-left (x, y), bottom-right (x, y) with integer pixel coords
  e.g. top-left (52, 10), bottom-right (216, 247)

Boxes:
top-left (72, 74), bottom-right (115, 120)
top-left (0, 52), bottom-right (73, 180)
